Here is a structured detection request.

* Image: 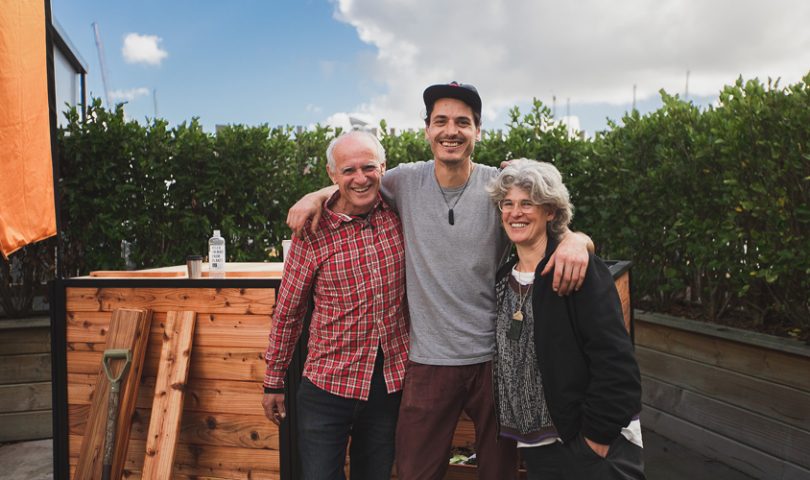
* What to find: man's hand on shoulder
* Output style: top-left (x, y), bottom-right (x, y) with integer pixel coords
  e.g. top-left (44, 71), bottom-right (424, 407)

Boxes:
top-left (541, 231), bottom-right (594, 295)
top-left (286, 185), bottom-right (337, 237)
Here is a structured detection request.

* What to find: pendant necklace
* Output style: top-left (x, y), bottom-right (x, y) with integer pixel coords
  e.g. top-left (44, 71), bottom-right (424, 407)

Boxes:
top-left (436, 162), bottom-right (473, 225)
top-left (513, 282), bottom-right (532, 321)
top-left (508, 278), bottom-right (533, 341)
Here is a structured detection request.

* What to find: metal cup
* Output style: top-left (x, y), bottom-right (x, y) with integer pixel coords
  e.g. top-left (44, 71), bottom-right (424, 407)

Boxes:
top-left (186, 255), bottom-right (203, 279)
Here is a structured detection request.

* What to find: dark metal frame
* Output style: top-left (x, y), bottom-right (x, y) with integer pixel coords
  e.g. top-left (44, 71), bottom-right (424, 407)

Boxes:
top-left (48, 277), bottom-right (309, 480)
top-left (606, 260), bottom-right (635, 343)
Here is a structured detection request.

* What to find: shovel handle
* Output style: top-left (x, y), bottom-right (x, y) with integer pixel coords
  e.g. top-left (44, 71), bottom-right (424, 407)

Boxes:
top-left (101, 348), bottom-right (132, 480)
top-left (102, 349), bottom-right (132, 389)
top-left (102, 387), bottom-right (120, 480)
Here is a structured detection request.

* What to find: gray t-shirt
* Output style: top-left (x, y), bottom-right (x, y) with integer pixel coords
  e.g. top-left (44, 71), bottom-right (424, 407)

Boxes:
top-left (382, 161), bottom-right (509, 365)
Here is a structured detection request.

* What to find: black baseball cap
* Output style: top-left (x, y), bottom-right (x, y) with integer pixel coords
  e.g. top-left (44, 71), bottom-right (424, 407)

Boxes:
top-left (423, 81), bottom-right (482, 117)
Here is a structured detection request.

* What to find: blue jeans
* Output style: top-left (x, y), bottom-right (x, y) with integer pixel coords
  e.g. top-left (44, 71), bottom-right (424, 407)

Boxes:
top-left (297, 351), bottom-right (402, 480)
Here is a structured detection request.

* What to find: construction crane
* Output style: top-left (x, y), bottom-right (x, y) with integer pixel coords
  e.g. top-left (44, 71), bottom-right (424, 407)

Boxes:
top-left (92, 22), bottom-right (112, 108)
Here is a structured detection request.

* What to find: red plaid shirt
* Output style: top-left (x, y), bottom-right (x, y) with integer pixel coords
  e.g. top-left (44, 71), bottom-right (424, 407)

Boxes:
top-left (264, 192), bottom-right (408, 400)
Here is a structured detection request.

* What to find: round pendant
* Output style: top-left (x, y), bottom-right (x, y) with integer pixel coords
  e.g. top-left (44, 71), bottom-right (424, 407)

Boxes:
top-left (512, 311), bottom-right (524, 321)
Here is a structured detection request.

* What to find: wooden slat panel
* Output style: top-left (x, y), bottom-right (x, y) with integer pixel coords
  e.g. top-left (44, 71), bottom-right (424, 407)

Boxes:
top-left (69, 435), bottom-right (280, 478)
top-left (0, 410), bottom-right (52, 442)
top-left (146, 346), bottom-right (265, 382)
top-left (66, 311), bottom-right (112, 344)
top-left (90, 270), bottom-right (186, 278)
top-left (636, 320), bottom-right (810, 392)
top-left (74, 308), bottom-right (152, 480)
top-left (69, 346), bottom-right (265, 382)
top-left (68, 311), bottom-right (272, 348)
top-left (0, 353), bottom-right (50, 385)
top-left (103, 288), bottom-right (275, 314)
top-left (139, 378), bottom-right (266, 416)
top-left (142, 310), bottom-right (196, 479)
top-left (642, 376), bottom-right (810, 468)
top-left (66, 288), bottom-right (103, 312)
top-left (153, 312), bottom-right (272, 348)
top-left (452, 417), bottom-right (475, 448)
top-left (0, 381), bottom-right (51, 412)
top-left (0, 327), bottom-right (50, 354)
top-left (70, 404), bottom-right (278, 450)
top-left (67, 288), bottom-right (275, 315)
top-left (614, 272), bottom-right (631, 333)
top-left (637, 346), bottom-right (810, 431)
top-left (121, 472), bottom-right (278, 480)
top-left (444, 465), bottom-right (478, 480)
top-left (68, 377), bottom-right (265, 416)
top-left (642, 405), bottom-right (810, 480)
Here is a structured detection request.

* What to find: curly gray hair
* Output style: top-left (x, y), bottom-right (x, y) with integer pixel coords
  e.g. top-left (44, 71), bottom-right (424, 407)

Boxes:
top-left (486, 158), bottom-right (573, 236)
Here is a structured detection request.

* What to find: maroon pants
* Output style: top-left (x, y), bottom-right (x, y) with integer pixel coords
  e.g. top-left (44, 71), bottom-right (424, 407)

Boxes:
top-left (395, 361), bottom-right (518, 480)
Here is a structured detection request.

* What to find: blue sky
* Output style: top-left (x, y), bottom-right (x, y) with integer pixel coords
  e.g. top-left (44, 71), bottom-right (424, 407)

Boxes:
top-left (52, 0), bottom-right (810, 135)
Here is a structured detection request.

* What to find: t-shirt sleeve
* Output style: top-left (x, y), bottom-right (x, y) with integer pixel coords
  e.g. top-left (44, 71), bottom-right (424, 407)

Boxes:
top-left (381, 164), bottom-right (404, 212)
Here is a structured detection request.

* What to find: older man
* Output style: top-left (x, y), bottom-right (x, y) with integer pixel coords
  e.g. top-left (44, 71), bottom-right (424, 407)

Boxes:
top-left (263, 131), bottom-right (408, 480)
top-left (287, 83), bottom-right (593, 479)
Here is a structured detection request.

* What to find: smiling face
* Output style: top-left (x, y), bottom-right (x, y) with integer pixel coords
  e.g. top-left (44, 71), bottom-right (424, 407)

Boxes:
top-left (425, 98), bottom-right (481, 167)
top-left (501, 187), bottom-right (555, 248)
top-left (327, 134), bottom-right (385, 216)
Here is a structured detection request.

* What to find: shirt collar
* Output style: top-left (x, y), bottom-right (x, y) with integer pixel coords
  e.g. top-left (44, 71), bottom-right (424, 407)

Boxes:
top-left (322, 190), bottom-right (387, 229)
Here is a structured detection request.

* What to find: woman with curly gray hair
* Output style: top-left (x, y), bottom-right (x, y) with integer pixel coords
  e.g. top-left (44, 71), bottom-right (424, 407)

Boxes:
top-left (488, 159), bottom-right (645, 479)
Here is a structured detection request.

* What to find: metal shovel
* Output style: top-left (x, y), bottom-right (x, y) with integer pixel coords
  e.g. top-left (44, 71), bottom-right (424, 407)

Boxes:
top-left (101, 349), bottom-right (132, 480)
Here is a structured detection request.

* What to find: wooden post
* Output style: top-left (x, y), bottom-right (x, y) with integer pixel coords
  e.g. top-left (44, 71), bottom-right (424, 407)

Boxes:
top-left (141, 310), bottom-right (196, 479)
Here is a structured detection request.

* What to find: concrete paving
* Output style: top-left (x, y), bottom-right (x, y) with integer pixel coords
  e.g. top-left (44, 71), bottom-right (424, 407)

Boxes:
top-left (0, 439), bottom-right (53, 480)
top-left (0, 429), bottom-right (754, 480)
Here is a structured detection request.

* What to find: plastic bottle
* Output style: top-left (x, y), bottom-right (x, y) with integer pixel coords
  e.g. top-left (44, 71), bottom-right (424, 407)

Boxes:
top-left (208, 229), bottom-right (226, 278)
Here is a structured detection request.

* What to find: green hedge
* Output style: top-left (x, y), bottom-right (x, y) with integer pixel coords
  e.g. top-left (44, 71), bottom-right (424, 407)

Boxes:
top-left (47, 74), bottom-right (810, 328)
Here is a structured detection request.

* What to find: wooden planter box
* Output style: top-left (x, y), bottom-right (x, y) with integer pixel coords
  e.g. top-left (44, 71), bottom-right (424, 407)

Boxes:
top-left (635, 311), bottom-right (810, 479)
top-left (51, 264), bottom-right (285, 479)
top-left (0, 316), bottom-right (52, 442)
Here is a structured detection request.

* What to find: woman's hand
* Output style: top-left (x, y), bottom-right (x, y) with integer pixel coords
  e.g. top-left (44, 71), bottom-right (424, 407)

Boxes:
top-left (540, 231), bottom-right (593, 295)
top-left (585, 436), bottom-right (610, 458)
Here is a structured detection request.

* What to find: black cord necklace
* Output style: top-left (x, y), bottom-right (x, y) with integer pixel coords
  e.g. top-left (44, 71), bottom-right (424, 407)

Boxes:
top-left (435, 162), bottom-right (473, 225)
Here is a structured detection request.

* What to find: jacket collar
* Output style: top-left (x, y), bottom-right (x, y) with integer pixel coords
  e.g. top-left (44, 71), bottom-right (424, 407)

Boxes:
top-left (496, 227), bottom-right (560, 281)
top-left (535, 228), bottom-right (560, 276)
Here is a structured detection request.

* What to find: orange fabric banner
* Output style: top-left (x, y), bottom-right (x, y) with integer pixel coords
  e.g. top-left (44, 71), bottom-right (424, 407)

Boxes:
top-left (0, 0), bottom-right (56, 258)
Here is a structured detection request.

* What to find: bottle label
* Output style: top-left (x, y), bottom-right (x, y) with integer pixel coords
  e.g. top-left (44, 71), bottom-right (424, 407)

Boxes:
top-left (210, 245), bottom-right (225, 269)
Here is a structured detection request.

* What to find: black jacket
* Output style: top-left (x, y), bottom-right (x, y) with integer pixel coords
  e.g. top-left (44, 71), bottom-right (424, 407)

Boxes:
top-left (495, 233), bottom-right (641, 445)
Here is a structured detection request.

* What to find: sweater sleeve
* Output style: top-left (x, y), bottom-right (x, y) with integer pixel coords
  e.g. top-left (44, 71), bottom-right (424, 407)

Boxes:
top-left (570, 256), bottom-right (642, 444)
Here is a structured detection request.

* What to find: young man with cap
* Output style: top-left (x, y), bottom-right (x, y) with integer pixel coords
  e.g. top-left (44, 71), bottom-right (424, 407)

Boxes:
top-left (286, 83), bottom-right (593, 479)
top-left (264, 131), bottom-right (408, 480)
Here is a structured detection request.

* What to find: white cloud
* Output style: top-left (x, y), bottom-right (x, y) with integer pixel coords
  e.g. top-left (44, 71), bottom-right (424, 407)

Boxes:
top-left (328, 0), bottom-right (810, 130)
top-left (109, 87), bottom-right (150, 102)
top-left (122, 33), bottom-right (168, 66)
